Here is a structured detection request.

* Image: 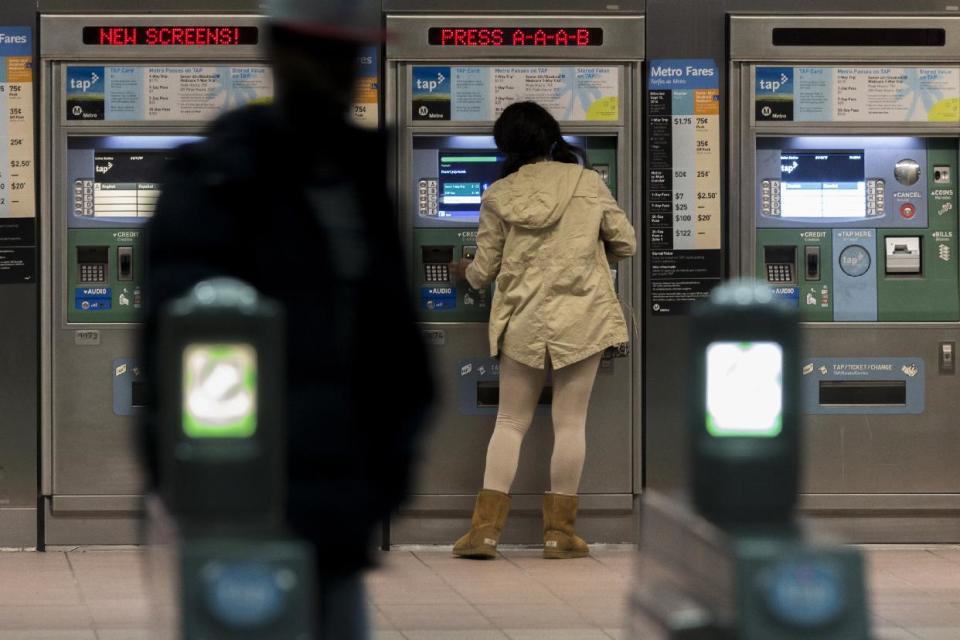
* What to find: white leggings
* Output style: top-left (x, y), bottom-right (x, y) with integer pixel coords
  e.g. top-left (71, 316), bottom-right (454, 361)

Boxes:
top-left (482, 352), bottom-right (602, 496)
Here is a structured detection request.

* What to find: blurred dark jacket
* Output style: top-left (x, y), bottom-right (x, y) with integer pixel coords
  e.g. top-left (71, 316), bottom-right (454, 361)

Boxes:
top-left (140, 104), bottom-right (433, 573)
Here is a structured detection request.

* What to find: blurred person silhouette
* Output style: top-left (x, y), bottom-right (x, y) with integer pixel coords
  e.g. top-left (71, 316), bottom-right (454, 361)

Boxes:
top-left (139, 0), bottom-right (433, 637)
top-left (449, 102), bottom-right (636, 560)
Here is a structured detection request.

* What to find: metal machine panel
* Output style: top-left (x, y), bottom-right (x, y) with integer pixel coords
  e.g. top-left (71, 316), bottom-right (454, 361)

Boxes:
top-left (40, 12), bottom-right (269, 545)
top-left (387, 13), bottom-right (643, 544)
top-left (729, 14), bottom-right (960, 541)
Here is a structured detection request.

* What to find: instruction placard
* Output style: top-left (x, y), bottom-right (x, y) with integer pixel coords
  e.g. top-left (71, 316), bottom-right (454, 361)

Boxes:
top-left (66, 65), bottom-right (273, 122)
top-left (756, 66), bottom-right (960, 123)
top-left (0, 27), bottom-right (34, 221)
top-left (647, 59), bottom-right (722, 315)
top-left (353, 46), bottom-right (379, 129)
top-left (412, 65), bottom-right (620, 122)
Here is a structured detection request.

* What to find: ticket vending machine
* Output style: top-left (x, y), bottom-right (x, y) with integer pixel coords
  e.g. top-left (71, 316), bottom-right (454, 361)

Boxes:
top-left (41, 13), bottom-right (270, 544)
top-left (730, 16), bottom-right (960, 540)
top-left (386, 9), bottom-right (644, 543)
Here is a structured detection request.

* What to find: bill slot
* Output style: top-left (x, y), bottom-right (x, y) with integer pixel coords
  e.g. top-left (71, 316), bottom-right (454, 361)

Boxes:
top-left (477, 382), bottom-right (553, 407)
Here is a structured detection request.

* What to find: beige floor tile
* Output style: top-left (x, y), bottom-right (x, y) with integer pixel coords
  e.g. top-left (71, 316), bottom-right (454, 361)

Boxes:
top-left (603, 629), bottom-right (629, 640)
top-left (873, 602), bottom-right (960, 628)
top-left (0, 553), bottom-right (81, 606)
top-left (368, 581), bottom-right (468, 605)
top-left (0, 633), bottom-right (97, 640)
top-left (0, 606), bottom-right (92, 631)
top-left (873, 628), bottom-right (921, 640)
top-left (504, 630), bottom-right (611, 640)
top-left (95, 631), bottom-right (154, 640)
top-left (379, 604), bottom-right (492, 630)
top-left (403, 631), bottom-right (509, 640)
top-left (87, 599), bottom-right (153, 628)
top-left (370, 632), bottom-right (406, 640)
top-left (903, 628), bottom-right (960, 640)
top-left (477, 603), bottom-right (594, 629)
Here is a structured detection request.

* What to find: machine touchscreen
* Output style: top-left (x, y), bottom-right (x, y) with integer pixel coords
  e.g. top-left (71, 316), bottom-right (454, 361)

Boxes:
top-left (422, 151), bottom-right (504, 222)
top-left (779, 151), bottom-right (866, 219)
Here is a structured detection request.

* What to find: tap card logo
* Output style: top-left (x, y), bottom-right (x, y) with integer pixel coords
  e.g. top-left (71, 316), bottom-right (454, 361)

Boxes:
top-left (756, 67), bottom-right (794, 122)
top-left (66, 66), bottom-right (106, 120)
top-left (412, 66), bottom-right (451, 121)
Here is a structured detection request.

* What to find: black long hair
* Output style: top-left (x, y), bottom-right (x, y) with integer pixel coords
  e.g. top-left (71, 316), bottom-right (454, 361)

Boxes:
top-left (493, 101), bottom-right (586, 178)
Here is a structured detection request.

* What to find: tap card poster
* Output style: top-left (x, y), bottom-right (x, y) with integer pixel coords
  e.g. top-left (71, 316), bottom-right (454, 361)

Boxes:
top-left (647, 59), bottom-right (722, 315)
top-left (756, 66), bottom-right (960, 123)
top-left (412, 65), bottom-right (620, 122)
top-left (0, 26), bottom-right (36, 284)
top-left (66, 65), bottom-right (273, 122)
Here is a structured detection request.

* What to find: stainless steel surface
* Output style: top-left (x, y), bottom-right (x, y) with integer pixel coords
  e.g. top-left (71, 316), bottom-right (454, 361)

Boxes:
top-left (728, 14), bottom-right (960, 542)
top-left (40, 13), bottom-right (267, 545)
top-left (383, 0), bottom-right (645, 12)
top-left (730, 15), bottom-right (960, 62)
top-left (386, 14), bottom-right (644, 61)
top-left (40, 0), bottom-right (266, 13)
top-left (387, 12), bottom-right (643, 544)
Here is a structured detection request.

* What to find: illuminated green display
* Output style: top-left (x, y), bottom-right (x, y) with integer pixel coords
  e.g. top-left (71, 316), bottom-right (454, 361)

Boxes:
top-left (706, 341), bottom-right (783, 438)
top-left (182, 343), bottom-right (257, 439)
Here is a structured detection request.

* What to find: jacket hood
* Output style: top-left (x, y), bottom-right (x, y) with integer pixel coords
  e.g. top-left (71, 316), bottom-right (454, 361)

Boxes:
top-left (483, 162), bottom-right (584, 229)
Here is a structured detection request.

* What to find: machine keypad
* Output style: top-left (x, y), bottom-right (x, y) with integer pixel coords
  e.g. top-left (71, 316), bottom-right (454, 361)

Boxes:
top-left (761, 179), bottom-right (781, 216)
top-left (73, 179), bottom-right (95, 217)
top-left (425, 263), bottom-right (450, 283)
top-left (79, 263), bottom-right (107, 283)
top-left (418, 178), bottom-right (440, 217)
top-left (866, 179), bottom-right (885, 216)
top-left (766, 263), bottom-right (794, 283)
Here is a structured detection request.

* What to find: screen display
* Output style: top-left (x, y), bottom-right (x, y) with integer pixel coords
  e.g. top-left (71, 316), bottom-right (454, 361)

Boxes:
top-left (82, 26), bottom-right (259, 46)
top-left (436, 152), bottom-right (504, 222)
top-left (706, 341), bottom-right (783, 438)
top-left (780, 152), bottom-right (866, 218)
top-left (182, 343), bottom-right (257, 439)
top-left (428, 27), bottom-right (603, 47)
top-left (75, 152), bottom-right (172, 219)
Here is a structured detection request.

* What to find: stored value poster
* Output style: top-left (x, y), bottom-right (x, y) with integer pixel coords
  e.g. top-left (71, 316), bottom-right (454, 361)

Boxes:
top-left (66, 65), bottom-right (273, 121)
top-left (412, 65), bottom-right (619, 122)
top-left (0, 27), bottom-right (35, 284)
top-left (756, 66), bottom-right (960, 123)
top-left (647, 59), bottom-right (722, 315)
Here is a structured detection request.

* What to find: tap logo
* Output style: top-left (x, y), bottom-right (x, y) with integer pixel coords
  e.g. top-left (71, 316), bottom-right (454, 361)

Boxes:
top-left (69, 70), bottom-right (100, 93)
top-left (755, 67), bottom-right (795, 122)
top-left (66, 66), bottom-right (106, 121)
top-left (412, 66), bottom-right (452, 121)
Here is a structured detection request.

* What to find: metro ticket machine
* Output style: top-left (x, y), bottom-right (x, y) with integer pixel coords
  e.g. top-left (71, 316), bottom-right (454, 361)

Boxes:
top-left (730, 16), bottom-right (960, 540)
top-left (386, 6), bottom-right (644, 543)
top-left (40, 13), bottom-right (270, 545)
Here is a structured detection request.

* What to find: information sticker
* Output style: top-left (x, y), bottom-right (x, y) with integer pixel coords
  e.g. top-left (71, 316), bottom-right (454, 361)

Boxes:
top-left (647, 59), bottom-right (723, 315)
top-left (412, 65), bottom-right (620, 122)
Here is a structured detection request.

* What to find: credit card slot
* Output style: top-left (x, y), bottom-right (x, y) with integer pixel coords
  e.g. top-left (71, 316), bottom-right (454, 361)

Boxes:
top-left (819, 380), bottom-right (906, 406)
top-left (477, 382), bottom-right (553, 407)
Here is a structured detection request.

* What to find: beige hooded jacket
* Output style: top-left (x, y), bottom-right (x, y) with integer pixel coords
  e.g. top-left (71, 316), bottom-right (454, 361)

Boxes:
top-left (465, 161), bottom-right (637, 370)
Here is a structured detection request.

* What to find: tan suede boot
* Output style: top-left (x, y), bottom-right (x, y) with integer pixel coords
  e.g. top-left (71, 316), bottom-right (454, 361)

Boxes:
top-left (452, 489), bottom-right (511, 559)
top-left (542, 492), bottom-right (589, 559)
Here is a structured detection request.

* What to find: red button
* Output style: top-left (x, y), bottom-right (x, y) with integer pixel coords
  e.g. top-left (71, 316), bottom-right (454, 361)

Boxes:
top-left (900, 203), bottom-right (917, 219)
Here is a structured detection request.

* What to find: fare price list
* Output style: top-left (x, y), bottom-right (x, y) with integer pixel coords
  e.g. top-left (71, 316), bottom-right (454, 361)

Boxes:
top-left (0, 48), bottom-right (33, 219)
top-left (647, 59), bottom-right (722, 315)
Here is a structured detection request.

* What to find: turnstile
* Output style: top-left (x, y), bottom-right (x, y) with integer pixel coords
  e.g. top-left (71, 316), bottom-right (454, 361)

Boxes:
top-left (385, 5), bottom-right (644, 543)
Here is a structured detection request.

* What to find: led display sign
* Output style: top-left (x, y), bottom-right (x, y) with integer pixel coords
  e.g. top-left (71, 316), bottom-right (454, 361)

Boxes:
top-left (428, 27), bottom-right (603, 47)
top-left (82, 26), bottom-right (259, 46)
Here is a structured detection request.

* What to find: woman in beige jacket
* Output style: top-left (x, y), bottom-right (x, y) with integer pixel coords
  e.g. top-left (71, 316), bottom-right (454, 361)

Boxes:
top-left (451, 102), bottom-right (636, 560)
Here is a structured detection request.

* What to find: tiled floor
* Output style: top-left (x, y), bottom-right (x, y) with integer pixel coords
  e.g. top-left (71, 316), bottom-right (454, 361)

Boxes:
top-left (0, 545), bottom-right (957, 639)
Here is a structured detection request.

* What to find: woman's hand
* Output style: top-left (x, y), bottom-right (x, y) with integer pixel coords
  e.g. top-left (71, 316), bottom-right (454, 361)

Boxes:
top-left (449, 258), bottom-right (473, 282)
